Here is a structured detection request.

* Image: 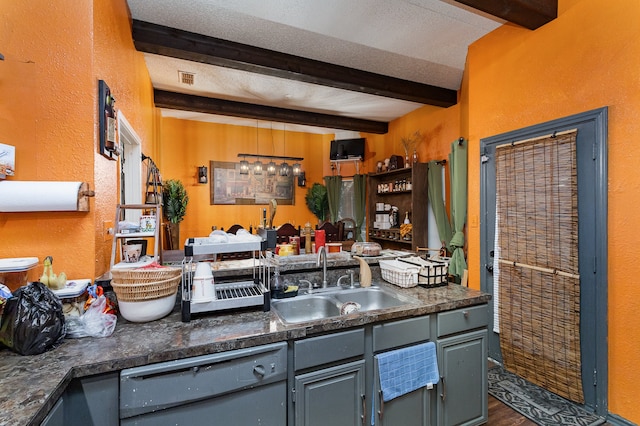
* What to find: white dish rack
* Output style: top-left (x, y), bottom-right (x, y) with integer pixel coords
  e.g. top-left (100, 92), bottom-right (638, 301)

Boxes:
top-left (181, 237), bottom-right (271, 322)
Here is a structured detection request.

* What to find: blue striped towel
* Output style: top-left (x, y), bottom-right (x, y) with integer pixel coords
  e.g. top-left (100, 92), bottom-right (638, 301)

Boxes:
top-left (376, 341), bottom-right (439, 402)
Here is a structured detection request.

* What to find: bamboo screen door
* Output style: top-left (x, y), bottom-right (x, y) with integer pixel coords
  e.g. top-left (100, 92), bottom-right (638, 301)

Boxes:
top-left (494, 129), bottom-right (584, 403)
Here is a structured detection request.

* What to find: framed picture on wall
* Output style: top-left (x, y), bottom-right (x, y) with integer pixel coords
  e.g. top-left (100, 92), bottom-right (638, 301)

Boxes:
top-left (210, 161), bottom-right (294, 205)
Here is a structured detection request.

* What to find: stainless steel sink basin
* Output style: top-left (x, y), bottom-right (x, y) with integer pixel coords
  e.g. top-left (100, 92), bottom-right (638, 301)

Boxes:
top-left (333, 287), bottom-right (409, 311)
top-left (271, 285), bottom-right (419, 324)
top-left (271, 295), bottom-right (341, 323)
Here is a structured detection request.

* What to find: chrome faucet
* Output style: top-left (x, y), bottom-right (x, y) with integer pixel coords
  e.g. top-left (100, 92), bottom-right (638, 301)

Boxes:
top-left (337, 270), bottom-right (355, 288)
top-left (298, 279), bottom-right (315, 294)
top-left (317, 246), bottom-right (328, 288)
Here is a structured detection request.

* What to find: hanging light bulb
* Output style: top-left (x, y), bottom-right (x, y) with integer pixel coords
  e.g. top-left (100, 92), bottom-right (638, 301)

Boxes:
top-left (267, 160), bottom-right (277, 176)
top-left (253, 159), bottom-right (263, 175)
top-left (292, 162), bottom-right (302, 176)
top-left (239, 157), bottom-right (249, 175)
top-left (279, 161), bottom-right (290, 176)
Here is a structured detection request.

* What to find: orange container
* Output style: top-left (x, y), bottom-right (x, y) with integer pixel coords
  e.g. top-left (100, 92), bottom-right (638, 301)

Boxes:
top-left (326, 242), bottom-right (342, 253)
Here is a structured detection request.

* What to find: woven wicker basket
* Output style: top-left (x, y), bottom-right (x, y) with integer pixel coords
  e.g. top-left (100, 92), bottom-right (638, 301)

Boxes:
top-left (110, 267), bottom-right (182, 284)
top-left (110, 267), bottom-right (182, 302)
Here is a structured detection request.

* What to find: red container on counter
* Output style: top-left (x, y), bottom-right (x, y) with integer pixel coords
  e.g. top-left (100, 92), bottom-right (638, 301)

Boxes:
top-left (315, 230), bottom-right (325, 250)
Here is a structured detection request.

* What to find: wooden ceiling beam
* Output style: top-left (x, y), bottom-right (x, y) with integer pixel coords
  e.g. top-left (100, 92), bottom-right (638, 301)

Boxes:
top-left (154, 90), bottom-right (389, 134)
top-left (133, 20), bottom-right (457, 107)
top-left (455, 0), bottom-right (557, 30)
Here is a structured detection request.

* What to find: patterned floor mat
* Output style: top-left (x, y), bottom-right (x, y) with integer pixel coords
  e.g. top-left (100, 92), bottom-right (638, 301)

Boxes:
top-left (488, 365), bottom-right (605, 426)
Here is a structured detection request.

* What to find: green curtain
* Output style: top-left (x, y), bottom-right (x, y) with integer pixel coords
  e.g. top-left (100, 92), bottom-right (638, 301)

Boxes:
top-left (448, 138), bottom-right (468, 280)
top-left (324, 175), bottom-right (342, 223)
top-left (353, 174), bottom-right (366, 242)
top-left (427, 161), bottom-right (453, 251)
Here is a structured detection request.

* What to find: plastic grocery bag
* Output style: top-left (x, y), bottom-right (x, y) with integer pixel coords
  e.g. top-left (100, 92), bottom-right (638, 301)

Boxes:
top-left (0, 281), bottom-right (66, 355)
top-left (65, 295), bottom-right (117, 338)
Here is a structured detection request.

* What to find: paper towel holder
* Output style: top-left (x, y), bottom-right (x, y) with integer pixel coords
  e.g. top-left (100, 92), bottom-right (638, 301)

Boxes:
top-left (77, 182), bottom-right (96, 211)
top-left (0, 181), bottom-right (96, 212)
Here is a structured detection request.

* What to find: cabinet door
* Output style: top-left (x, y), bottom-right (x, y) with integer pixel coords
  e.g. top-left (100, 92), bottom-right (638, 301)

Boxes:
top-left (294, 360), bottom-right (365, 426)
top-left (372, 373), bottom-right (431, 426)
top-left (436, 330), bottom-right (488, 426)
top-left (40, 397), bottom-right (64, 426)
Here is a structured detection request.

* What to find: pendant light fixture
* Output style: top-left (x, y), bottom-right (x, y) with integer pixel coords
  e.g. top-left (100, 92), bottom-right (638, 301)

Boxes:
top-left (239, 156), bottom-right (249, 175)
top-left (279, 123), bottom-right (290, 176)
top-left (253, 120), bottom-right (263, 175)
top-left (236, 122), bottom-right (302, 177)
top-left (267, 123), bottom-right (277, 176)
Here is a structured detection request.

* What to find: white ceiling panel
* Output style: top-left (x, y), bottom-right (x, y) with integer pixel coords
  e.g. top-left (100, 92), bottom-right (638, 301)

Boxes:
top-left (127, 0), bottom-right (503, 133)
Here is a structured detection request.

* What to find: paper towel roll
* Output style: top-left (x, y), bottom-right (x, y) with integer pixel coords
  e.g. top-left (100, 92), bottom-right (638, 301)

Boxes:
top-left (0, 181), bottom-right (87, 212)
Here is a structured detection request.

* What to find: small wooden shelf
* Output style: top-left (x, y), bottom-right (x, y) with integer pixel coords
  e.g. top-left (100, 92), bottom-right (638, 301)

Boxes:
top-left (370, 235), bottom-right (412, 244)
top-left (369, 167), bottom-right (412, 177)
top-left (114, 231), bottom-right (156, 238)
top-left (110, 204), bottom-right (161, 270)
top-left (367, 163), bottom-right (427, 251)
top-left (374, 190), bottom-right (411, 196)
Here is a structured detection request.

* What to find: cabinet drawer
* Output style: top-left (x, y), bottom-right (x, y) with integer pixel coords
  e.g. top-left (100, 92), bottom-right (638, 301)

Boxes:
top-left (437, 304), bottom-right (488, 337)
top-left (294, 328), bottom-right (364, 370)
top-left (372, 316), bottom-right (430, 353)
top-left (120, 342), bottom-right (287, 419)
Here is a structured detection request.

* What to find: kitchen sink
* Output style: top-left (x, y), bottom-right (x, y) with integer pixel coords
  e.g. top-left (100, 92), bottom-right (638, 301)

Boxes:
top-left (332, 287), bottom-right (410, 311)
top-left (270, 295), bottom-right (341, 323)
top-left (271, 285), bottom-right (419, 324)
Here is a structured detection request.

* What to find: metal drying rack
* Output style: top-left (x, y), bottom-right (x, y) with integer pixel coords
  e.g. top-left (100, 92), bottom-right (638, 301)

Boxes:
top-left (181, 237), bottom-right (271, 322)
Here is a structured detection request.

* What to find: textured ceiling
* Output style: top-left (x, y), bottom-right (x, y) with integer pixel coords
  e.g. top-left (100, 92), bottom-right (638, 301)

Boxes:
top-left (127, 0), bottom-right (503, 134)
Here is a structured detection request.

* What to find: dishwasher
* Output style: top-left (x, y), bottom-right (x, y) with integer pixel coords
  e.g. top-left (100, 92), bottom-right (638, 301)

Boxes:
top-left (120, 342), bottom-right (287, 425)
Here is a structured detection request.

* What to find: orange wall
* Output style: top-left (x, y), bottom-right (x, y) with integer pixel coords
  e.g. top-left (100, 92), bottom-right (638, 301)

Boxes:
top-left (2, 0), bottom-right (636, 420)
top-left (0, 0), bottom-right (156, 280)
top-left (158, 105), bottom-right (458, 240)
top-left (465, 0), bottom-right (640, 420)
top-left (157, 118), bottom-right (334, 237)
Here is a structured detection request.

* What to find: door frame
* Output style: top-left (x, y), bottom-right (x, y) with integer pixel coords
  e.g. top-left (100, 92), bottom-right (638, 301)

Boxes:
top-left (118, 112), bottom-right (142, 223)
top-left (479, 107), bottom-right (608, 416)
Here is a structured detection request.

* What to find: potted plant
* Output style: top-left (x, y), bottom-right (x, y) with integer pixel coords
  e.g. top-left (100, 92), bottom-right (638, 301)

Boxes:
top-left (162, 179), bottom-right (189, 250)
top-left (305, 183), bottom-right (328, 224)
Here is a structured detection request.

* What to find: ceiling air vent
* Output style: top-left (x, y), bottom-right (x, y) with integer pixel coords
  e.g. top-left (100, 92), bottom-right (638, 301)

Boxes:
top-left (178, 71), bottom-right (195, 85)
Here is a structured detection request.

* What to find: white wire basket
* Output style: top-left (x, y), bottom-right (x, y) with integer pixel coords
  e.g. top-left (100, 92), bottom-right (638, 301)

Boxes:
top-left (379, 259), bottom-right (420, 288)
top-left (398, 256), bottom-right (449, 288)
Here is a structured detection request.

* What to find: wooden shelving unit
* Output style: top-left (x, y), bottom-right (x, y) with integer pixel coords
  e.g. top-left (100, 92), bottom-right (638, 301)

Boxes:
top-left (366, 163), bottom-right (428, 251)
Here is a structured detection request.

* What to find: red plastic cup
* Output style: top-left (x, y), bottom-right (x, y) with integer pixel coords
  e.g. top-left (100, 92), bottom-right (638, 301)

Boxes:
top-left (315, 230), bottom-right (326, 250)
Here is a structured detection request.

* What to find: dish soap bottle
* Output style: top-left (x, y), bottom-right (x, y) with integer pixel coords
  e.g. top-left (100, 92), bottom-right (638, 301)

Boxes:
top-left (271, 267), bottom-right (284, 298)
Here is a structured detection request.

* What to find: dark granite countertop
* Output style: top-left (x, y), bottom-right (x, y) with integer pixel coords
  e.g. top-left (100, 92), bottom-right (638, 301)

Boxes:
top-left (0, 281), bottom-right (490, 426)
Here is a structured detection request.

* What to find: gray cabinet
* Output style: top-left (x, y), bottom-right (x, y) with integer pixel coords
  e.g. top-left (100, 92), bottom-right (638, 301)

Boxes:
top-left (436, 305), bottom-right (488, 426)
top-left (372, 316), bottom-right (432, 426)
top-left (40, 373), bottom-right (119, 426)
top-left (294, 360), bottom-right (366, 426)
top-left (41, 304), bottom-right (488, 426)
top-left (292, 328), bottom-right (366, 426)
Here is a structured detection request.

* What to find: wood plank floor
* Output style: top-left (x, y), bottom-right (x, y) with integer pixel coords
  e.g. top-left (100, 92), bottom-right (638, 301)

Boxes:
top-left (488, 394), bottom-right (612, 425)
top-left (488, 395), bottom-right (537, 425)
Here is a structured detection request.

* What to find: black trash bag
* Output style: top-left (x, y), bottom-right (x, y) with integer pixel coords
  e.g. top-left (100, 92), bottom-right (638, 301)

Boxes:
top-left (0, 281), bottom-right (66, 355)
